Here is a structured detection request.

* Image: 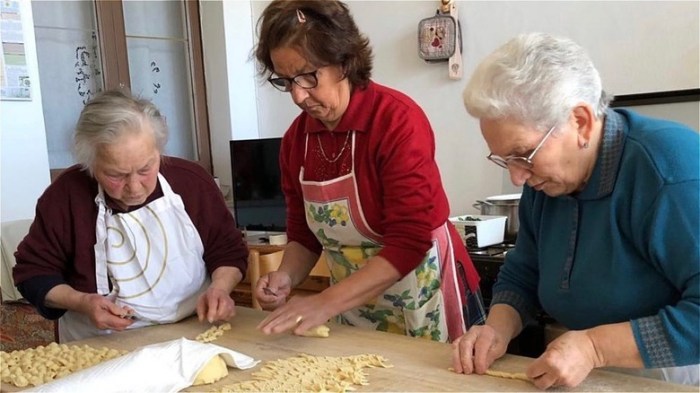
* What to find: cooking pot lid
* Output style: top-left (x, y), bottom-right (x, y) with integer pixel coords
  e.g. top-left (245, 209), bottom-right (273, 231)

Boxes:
top-left (485, 193), bottom-right (522, 201)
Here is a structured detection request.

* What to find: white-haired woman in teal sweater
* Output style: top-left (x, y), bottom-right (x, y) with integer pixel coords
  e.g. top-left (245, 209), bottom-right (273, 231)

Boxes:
top-left (452, 32), bottom-right (699, 389)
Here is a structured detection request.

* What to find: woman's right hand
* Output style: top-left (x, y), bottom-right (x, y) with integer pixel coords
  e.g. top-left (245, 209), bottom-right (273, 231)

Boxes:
top-left (78, 293), bottom-right (135, 331)
top-left (254, 271), bottom-right (293, 310)
top-left (45, 284), bottom-right (134, 331)
top-left (451, 324), bottom-right (509, 375)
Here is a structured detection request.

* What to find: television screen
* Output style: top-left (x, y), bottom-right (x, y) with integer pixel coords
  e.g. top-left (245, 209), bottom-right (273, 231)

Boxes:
top-left (230, 138), bottom-right (286, 231)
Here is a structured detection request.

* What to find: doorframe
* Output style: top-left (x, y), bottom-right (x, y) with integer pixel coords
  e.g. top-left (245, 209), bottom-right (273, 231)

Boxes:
top-left (185, 0), bottom-right (212, 173)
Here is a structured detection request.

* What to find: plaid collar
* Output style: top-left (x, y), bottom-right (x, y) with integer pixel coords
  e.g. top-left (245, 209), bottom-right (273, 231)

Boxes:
top-left (575, 109), bottom-right (627, 200)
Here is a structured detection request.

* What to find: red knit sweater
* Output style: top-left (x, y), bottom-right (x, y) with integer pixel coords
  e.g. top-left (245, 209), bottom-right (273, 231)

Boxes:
top-left (281, 81), bottom-right (459, 276)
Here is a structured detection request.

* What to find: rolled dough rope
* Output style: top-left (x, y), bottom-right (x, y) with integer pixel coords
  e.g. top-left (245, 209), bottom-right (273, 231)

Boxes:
top-left (485, 369), bottom-right (529, 382)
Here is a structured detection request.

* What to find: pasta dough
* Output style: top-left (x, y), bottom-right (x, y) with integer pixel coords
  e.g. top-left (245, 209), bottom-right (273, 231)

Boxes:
top-left (297, 324), bottom-right (330, 338)
top-left (192, 355), bottom-right (228, 386)
top-left (485, 369), bottom-right (529, 381)
top-left (448, 367), bottom-right (530, 383)
top-left (217, 353), bottom-right (392, 392)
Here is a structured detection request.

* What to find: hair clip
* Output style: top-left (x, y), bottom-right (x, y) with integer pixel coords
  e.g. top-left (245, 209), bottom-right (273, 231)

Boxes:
top-left (296, 9), bottom-right (307, 23)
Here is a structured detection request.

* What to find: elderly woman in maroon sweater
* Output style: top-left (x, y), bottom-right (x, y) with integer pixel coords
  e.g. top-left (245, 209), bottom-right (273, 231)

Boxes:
top-left (13, 89), bottom-right (249, 342)
top-left (254, 0), bottom-right (484, 342)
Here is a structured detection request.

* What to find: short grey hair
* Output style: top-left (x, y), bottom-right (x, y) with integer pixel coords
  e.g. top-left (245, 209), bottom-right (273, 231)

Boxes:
top-left (73, 89), bottom-right (168, 175)
top-left (463, 32), bottom-right (611, 131)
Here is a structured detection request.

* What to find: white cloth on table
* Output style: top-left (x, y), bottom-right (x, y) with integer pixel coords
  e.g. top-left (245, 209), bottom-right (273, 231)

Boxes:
top-left (26, 337), bottom-right (259, 393)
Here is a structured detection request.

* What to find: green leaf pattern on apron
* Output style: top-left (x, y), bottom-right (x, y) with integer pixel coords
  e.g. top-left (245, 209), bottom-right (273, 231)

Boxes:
top-left (315, 228), bottom-right (341, 249)
top-left (308, 201), bottom-right (445, 341)
top-left (307, 203), bottom-right (349, 227)
top-left (410, 307), bottom-right (442, 341)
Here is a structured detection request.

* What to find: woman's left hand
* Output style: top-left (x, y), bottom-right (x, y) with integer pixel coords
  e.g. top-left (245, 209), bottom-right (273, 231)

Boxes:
top-left (527, 330), bottom-right (602, 389)
top-left (196, 287), bottom-right (236, 323)
top-left (256, 293), bottom-right (332, 335)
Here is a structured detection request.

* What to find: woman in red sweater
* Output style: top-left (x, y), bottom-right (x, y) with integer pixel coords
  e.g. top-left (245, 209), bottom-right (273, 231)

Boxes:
top-left (254, 0), bottom-right (483, 342)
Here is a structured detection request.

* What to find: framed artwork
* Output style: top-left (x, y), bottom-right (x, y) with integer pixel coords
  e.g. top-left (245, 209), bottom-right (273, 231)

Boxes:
top-left (1, 0), bottom-right (31, 100)
top-left (611, 89), bottom-right (699, 131)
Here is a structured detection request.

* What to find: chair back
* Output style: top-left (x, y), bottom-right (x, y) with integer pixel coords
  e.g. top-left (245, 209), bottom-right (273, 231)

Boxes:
top-left (1, 219), bottom-right (33, 302)
top-left (249, 250), bottom-right (284, 310)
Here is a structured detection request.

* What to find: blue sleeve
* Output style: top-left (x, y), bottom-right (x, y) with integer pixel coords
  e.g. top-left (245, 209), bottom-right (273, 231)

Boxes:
top-left (491, 186), bottom-right (542, 326)
top-left (631, 179), bottom-right (700, 368)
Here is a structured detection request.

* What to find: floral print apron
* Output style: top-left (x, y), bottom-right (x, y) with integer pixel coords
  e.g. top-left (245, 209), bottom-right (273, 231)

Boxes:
top-left (300, 132), bottom-right (480, 342)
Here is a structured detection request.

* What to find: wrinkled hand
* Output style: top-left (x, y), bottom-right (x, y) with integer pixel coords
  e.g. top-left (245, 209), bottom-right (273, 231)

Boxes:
top-left (254, 271), bottom-right (293, 311)
top-left (77, 293), bottom-right (135, 331)
top-left (527, 330), bottom-right (602, 389)
top-left (196, 287), bottom-right (236, 323)
top-left (451, 324), bottom-right (509, 375)
top-left (256, 293), bottom-right (332, 336)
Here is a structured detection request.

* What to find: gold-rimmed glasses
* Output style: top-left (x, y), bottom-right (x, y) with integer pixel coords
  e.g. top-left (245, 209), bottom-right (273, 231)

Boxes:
top-left (487, 125), bottom-right (557, 170)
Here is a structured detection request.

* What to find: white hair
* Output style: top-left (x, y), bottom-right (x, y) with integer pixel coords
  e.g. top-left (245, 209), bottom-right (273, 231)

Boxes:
top-left (463, 32), bottom-right (611, 131)
top-left (73, 89), bottom-right (168, 175)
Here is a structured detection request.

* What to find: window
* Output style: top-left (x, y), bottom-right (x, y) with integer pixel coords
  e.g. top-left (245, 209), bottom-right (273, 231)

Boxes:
top-left (32, 0), bottom-right (211, 179)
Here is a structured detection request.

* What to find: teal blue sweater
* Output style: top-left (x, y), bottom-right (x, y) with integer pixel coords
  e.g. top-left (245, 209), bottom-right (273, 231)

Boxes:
top-left (493, 109), bottom-right (699, 368)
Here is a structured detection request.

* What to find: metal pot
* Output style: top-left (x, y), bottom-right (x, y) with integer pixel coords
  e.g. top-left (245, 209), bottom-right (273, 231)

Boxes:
top-left (472, 193), bottom-right (521, 241)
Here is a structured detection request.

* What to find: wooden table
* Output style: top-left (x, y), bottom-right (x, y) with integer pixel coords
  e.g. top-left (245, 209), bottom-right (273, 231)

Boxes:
top-left (3, 307), bottom-right (694, 392)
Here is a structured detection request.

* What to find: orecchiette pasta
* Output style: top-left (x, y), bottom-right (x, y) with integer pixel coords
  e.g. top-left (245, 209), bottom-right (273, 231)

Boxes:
top-left (195, 323), bottom-right (232, 343)
top-left (0, 342), bottom-right (128, 388)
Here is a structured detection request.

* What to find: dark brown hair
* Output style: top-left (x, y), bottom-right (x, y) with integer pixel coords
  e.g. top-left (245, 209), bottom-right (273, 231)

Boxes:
top-left (254, 0), bottom-right (373, 89)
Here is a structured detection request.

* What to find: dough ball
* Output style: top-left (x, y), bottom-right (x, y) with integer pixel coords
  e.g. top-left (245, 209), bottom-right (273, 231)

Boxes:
top-left (192, 355), bottom-right (228, 386)
top-left (298, 324), bottom-right (330, 338)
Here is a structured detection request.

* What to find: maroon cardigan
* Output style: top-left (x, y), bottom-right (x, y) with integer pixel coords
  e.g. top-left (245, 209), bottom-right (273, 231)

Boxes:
top-left (13, 156), bottom-right (249, 319)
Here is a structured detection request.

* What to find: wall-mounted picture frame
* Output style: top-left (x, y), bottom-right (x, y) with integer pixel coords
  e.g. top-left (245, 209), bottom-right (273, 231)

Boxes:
top-left (611, 89), bottom-right (700, 131)
top-left (1, 0), bottom-right (32, 101)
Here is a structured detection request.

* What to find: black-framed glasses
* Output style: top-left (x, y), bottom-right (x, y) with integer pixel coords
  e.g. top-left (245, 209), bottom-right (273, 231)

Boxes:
top-left (268, 70), bottom-right (319, 92)
top-left (487, 125), bottom-right (557, 170)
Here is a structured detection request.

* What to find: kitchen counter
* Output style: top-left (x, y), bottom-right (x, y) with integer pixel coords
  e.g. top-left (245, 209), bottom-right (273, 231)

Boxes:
top-left (3, 306), bottom-right (694, 392)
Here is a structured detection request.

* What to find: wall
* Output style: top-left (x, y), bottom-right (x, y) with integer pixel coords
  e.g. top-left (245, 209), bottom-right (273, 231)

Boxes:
top-left (201, 0), bottom-right (259, 196)
top-left (1, 1), bottom-right (695, 224)
top-left (0, 0), bottom-right (50, 222)
top-left (207, 0), bottom-right (699, 217)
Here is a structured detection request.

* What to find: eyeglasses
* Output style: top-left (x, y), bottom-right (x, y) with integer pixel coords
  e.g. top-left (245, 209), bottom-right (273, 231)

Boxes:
top-left (268, 70), bottom-right (318, 92)
top-left (487, 125), bottom-right (557, 170)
